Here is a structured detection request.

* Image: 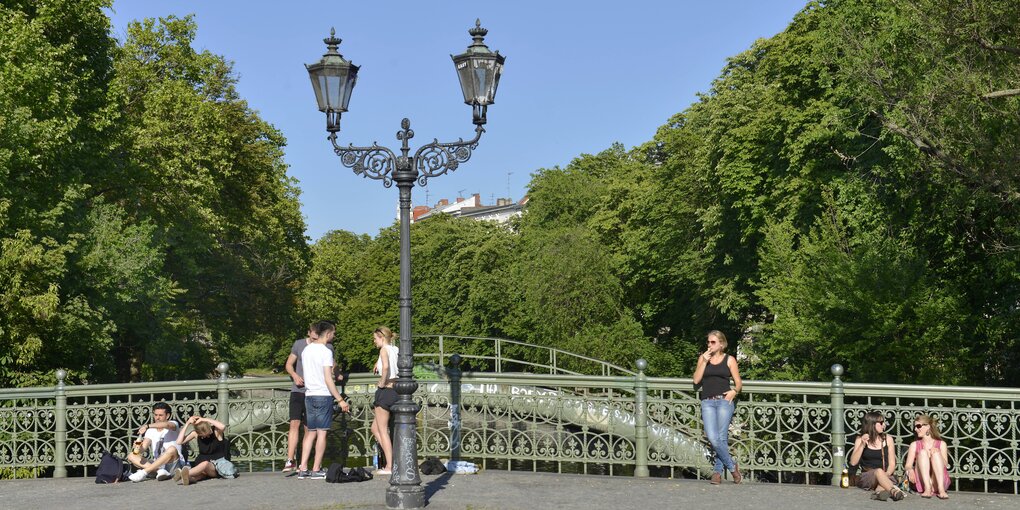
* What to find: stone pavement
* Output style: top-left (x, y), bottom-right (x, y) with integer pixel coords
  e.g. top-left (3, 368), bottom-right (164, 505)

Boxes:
top-left (2, 471), bottom-right (1015, 510)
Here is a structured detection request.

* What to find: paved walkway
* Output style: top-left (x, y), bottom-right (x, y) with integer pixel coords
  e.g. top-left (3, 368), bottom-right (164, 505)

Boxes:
top-left (2, 471), bottom-right (1015, 510)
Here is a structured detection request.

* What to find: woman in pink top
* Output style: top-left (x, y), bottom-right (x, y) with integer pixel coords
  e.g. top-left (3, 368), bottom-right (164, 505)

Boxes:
top-left (904, 414), bottom-right (951, 500)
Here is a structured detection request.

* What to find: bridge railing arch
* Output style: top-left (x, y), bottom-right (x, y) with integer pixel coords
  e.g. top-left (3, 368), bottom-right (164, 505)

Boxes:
top-left (411, 334), bottom-right (635, 377)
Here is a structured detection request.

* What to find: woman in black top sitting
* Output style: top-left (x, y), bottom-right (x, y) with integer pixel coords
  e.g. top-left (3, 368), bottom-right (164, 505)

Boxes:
top-left (176, 415), bottom-right (229, 485)
top-left (692, 330), bottom-right (743, 485)
top-left (849, 411), bottom-right (905, 501)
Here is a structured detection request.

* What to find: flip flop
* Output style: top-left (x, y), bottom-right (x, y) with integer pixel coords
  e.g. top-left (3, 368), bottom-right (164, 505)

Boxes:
top-left (936, 494), bottom-right (949, 500)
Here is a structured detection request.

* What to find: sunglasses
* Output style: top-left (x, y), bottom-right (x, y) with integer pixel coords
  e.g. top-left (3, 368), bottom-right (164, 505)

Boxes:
top-left (915, 423), bottom-right (928, 429)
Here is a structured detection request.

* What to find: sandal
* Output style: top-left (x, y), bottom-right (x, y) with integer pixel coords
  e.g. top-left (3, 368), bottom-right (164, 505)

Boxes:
top-left (872, 490), bottom-right (890, 501)
top-left (936, 493), bottom-right (949, 500)
top-left (891, 488), bottom-right (906, 501)
top-left (920, 492), bottom-right (933, 499)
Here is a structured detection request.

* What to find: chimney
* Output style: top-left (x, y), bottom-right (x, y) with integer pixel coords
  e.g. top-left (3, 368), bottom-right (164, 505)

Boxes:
top-left (437, 199), bottom-right (449, 207)
top-left (456, 197), bottom-right (464, 203)
top-left (412, 205), bottom-right (430, 221)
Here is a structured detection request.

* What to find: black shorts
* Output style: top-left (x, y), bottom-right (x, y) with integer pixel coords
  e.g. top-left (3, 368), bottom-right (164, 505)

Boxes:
top-left (289, 391), bottom-right (306, 422)
top-left (373, 387), bottom-right (398, 411)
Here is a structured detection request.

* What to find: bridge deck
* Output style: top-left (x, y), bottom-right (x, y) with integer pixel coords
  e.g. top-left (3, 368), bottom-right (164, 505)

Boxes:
top-left (3, 471), bottom-right (1015, 509)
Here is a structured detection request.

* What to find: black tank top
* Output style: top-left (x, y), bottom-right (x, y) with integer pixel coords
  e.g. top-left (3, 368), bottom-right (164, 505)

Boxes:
top-left (859, 440), bottom-right (887, 470)
top-left (193, 434), bottom-right (229, 464)
top-left (700, 354), bottom-right (732, 399)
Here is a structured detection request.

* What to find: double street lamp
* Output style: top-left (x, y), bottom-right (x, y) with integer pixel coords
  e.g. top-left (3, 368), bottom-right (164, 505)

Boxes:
top-left (306, 20), bottom-right (505, 510)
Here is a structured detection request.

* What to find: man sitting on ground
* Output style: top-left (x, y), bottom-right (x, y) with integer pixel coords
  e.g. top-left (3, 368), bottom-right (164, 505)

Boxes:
top-left (126, 402), bottom-right (181, 482)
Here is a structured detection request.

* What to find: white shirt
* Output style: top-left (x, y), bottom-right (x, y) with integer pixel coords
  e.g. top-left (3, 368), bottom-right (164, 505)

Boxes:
top-left (301, 342), bottom-right (334, 397)
top-left (374, 344), bottom-right (400, 381)
top-left (144, 420), bottom-right (180, 457)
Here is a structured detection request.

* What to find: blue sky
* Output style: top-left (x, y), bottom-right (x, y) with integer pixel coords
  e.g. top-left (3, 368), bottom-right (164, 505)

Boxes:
top-left (106, 1), bottom-right (808, 240)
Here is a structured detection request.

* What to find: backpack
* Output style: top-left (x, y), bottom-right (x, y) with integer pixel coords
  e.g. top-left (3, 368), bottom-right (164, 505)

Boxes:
top-left (325, 462), bottom-right (374, 483)
top-left (419, 457), bottom-right (447, 475)
top-left (95, 451), bottom-right (130, 484)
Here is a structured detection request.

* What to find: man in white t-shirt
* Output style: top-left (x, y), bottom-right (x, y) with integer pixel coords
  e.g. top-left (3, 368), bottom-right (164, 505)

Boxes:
top-left (127, 402), bottom-right (182, 482)
top-left (296, 321), bottom-right (349, 479)
top-left (283, 324), bottom-right (340, 473)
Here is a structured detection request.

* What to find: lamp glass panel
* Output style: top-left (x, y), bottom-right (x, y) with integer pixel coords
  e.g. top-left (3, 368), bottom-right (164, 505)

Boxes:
top-left (472, 63), bottom-right (490, 104)
top-left (341, 72), bottom-right (357, 110)
top-left (325, 73), bottom-right (342, 110)
top-left (309, 72), bottom-right (329, 111)
top-left (456, 60), bottom-right (474, 104)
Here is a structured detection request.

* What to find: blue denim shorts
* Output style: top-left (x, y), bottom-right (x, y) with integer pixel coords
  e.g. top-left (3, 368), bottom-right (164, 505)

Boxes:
top-left (305, 395), bottom-right (333, 431)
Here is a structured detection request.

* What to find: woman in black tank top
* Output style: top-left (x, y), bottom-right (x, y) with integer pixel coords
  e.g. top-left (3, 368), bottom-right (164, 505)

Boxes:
top-left (176, 415), bottom-right (229, 485)
top-left (849, 411), bottom-right (905, 500)
top-left (692, 330), bottom-right (743, 485)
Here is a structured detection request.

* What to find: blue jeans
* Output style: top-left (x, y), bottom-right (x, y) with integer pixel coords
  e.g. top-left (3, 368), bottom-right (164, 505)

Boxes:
top-left (701, 398), bottom-right (736, 474)
top-left (305, 395), bottom-right (333, 431)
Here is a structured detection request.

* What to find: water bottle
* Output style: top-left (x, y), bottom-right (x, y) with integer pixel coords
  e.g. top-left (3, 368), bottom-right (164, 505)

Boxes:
top-left (372, 443), bottom-right (379, 469)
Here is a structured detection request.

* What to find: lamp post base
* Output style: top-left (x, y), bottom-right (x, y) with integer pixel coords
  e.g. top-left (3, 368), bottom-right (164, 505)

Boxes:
top-left (386, 485), bottom-right (425, 509)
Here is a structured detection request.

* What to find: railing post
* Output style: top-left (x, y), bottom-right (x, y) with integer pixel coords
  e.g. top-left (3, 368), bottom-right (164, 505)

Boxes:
top-left (448, 354), bottom-right (462, 462)
top-left (53, 369), bottom-right (67, 478)
top-left (216, 362), bottom-right (230, 426)
top-left (633, 358), bottom-right (649, 477)
top-left (830, 363), bottom-right (845, 486)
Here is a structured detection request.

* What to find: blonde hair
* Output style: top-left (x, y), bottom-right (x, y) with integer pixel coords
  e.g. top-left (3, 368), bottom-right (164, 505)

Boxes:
top-left (374, 326), bottom-right (396, 345)
top-left (708, 330), bottom-right (728, 352)
top-left (915, 414), bottom-right (942, 441)
top-left (195, 421), bottom-right (213, 437)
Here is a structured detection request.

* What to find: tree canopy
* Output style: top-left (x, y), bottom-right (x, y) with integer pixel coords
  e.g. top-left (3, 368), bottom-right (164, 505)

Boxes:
top-left (1, 0), bottom-right (308, 385)
top-left (3, 0), bottom-right (1017, 386)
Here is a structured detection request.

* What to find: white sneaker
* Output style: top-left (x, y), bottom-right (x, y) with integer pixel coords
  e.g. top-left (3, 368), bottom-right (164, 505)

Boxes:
top-left (129, 469), bottom-right (148, 482)
top-left (155, 468), bottom-right (172, 481)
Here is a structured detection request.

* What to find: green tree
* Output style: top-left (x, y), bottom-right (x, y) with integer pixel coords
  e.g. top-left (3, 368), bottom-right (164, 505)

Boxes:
top-left (0, 0), bottom-right (121, 385)
top-left (106, 15), bottom-right (310, 379)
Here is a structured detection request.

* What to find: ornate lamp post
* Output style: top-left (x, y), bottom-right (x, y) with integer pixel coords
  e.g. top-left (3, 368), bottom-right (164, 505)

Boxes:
top-left (306, 20), bottom-right (504, 510)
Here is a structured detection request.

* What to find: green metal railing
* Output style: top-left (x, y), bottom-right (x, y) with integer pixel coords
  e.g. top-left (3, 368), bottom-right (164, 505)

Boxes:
top-left (1, 341), bottom-right (1017, 494)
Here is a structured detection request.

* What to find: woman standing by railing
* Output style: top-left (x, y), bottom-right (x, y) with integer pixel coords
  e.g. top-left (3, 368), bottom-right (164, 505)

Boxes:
top-left (370, 326), bottom-right (399, 476)
top-left (693, 330), bottom-right (743, 485)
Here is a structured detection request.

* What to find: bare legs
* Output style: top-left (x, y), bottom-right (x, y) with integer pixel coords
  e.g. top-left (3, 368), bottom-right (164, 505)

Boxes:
top-left (371, 406), bottom-right (392, 472)
top-left (873, 469), bottom-right (897, 493)
top-left (287, 420), bottom-right (307, 463)
top-left (918, 451), bottom-right (950, 499)
top-left (126, 447), bottom-right (178, 474)
top-left (186, 460), bottom-right (218, 483)
top-left (298, 429), bottom-right (328, 472)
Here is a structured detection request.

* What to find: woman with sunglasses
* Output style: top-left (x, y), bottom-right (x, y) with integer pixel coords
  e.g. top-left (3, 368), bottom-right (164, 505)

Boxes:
top-left (904, 414), bottom-right (950, 499)
top-left (693, 330), bottom-right (743, 485)
top-left (849, 411), bottom-right (906, 501)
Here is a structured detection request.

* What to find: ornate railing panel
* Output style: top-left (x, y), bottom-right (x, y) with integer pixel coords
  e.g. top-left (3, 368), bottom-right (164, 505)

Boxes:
top-left (842, 384), bottom-right (1020, 494)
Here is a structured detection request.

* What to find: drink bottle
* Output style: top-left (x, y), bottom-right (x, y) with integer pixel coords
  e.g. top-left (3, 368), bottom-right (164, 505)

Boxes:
top-left (840, 468), bottom-right (850, 488)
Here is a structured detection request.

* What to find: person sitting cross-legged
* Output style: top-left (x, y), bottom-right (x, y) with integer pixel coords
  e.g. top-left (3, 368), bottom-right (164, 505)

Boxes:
top-left (174, 415), bottom-right (232, 485)
top-left (126, 402), bottom-right (182, 482)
